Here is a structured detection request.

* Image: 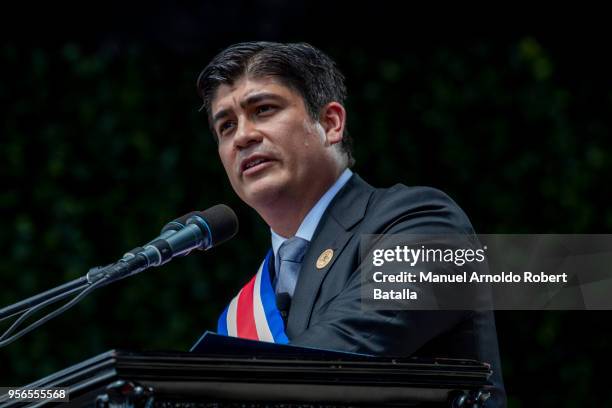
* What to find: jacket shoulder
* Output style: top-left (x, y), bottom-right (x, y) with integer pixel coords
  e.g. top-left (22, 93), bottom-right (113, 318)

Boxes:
top-left (364, 184), bottom-right (475, 235)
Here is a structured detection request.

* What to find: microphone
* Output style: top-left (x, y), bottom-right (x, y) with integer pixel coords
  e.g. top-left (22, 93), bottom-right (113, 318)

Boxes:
top-left (276, 293), bottom-right (292, 326)
top-left (88, 204), bottom-right (238, 283)
top-left (121, 211), bottom-right (200, 259)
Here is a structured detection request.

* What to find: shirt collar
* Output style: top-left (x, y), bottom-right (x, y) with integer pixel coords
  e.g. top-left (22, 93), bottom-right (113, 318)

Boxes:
top-left (271, 168), bottom-right (353, 258)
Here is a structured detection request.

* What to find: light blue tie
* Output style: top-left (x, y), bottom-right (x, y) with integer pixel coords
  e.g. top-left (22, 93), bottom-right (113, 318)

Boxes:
top-left (276, 237), bottom-right (310, 298)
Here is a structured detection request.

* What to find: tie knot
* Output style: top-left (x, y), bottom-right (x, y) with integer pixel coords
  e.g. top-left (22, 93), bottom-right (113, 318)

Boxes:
top-left (278, 237), bottom-right (309, 263)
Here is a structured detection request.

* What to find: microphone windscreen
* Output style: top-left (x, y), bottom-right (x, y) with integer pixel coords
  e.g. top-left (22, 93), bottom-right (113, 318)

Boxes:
top-left (198, 204), bottom-right (239, 247)
top-left (276, 292), bottom-right (292, 312)
top-left (161, 211), bottom-right (199, 233)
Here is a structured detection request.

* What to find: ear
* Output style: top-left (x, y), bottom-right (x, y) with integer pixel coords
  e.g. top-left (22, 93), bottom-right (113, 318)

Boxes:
top-left (319, 102), bottom-right (346, 146)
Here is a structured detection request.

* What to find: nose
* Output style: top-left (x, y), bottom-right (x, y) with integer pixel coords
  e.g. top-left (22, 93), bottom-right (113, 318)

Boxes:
top-left (233, 117), bottom-right (262, 150)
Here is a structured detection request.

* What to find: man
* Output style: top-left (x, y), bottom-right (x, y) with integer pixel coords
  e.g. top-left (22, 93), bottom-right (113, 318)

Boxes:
top-left (197, 41), bottom-right (505, 404)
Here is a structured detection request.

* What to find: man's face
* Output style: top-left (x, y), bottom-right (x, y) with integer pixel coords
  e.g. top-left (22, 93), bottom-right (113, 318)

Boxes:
top-left (211, 76), bottom-right (340, 211)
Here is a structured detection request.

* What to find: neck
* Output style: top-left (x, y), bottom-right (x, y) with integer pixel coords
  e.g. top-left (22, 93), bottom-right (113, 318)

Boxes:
top-left (257, 168), bottom-right (343, 238)
top-left (261, 202), bottom-right (314, 238)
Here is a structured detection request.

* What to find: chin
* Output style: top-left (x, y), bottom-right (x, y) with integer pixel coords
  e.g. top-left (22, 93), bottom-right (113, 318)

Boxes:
top-left (240, 178), bottom-right (287, 208)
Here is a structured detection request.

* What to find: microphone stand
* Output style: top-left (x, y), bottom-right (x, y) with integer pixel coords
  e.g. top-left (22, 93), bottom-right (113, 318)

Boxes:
top-left (0, 204), bottom-right (238, 347)
top-left (0, 261), bottom-right (129, 322)
top-left (0, 276), bottom-right (90, 321)
top-left (0, 264), bottom-right (116, 348)
top-left (0, 251), bottom-right (166, 348)
top-left (0, 277), bottom-right (109, 348)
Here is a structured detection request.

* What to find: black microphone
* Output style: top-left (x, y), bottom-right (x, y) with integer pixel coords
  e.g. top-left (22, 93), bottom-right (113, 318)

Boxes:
top-left (121, 211), bottom-right (200, 259)
top-left (88, 204), bottom-right (238, 283)
top-left (276, 293), bottom-right (292, 326)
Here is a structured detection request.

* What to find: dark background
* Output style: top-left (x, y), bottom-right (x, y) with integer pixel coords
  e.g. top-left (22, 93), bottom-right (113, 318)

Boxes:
top-left (1, 3), bottom-right (611, 407)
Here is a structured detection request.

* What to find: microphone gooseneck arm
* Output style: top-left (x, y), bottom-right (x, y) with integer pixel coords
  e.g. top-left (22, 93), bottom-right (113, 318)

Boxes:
top-left (0, 204), bottom-right (238, 349)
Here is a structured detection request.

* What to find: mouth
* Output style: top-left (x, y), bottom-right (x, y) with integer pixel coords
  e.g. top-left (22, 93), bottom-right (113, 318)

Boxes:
top-left (240, 155), bottom-right (275, 176)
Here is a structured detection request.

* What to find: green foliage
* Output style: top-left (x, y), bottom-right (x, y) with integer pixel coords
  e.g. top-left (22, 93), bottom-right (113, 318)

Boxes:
top-left (1, 38), bottom-right (611, 406)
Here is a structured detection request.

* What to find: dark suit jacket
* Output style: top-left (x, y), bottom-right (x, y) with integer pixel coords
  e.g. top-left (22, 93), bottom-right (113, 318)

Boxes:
top-left (287, 173), bottom-right (506, 406)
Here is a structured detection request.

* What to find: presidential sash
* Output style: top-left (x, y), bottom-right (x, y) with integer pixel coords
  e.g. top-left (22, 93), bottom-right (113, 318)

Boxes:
top-left (217, 250), bottom-right (289, 343)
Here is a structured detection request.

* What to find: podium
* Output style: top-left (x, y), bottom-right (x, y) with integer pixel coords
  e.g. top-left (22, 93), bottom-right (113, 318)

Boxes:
top-left (0, 347), bottom-right (493, 407)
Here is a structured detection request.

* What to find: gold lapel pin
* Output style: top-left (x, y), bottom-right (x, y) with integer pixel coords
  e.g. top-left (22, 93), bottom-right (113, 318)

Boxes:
top-left (316, 249), bottom-right (334, 269)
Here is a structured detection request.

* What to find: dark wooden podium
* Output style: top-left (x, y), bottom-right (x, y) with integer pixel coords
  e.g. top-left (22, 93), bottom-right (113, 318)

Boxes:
top-left (0, 348), bottom-right (493, 407)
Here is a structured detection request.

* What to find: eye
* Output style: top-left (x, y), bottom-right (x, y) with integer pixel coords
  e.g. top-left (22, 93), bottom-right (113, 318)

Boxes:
top-left (255, 105), bottom-right (275, 115)
top-left (219, 120), bottom-right (234, 133)
top-left (218, 120), bottom-right (235, 136)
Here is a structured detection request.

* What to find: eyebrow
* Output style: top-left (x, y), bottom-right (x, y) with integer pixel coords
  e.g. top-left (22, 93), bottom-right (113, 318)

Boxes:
top-left (212, 92), bottom-right (285, 125)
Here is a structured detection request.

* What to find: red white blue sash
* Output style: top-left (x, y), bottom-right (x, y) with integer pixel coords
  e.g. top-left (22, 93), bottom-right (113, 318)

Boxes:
top-left (217, 250), bottom-right (289, 344)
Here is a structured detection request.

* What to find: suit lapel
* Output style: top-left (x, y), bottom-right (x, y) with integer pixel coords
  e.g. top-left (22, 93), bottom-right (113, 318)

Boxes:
top-left (286, 174), bottom-right (374, 338)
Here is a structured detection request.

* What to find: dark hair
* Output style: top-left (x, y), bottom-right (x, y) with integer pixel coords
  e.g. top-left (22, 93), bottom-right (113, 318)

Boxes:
top-left (196, 41), bottom-right (354, 167)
